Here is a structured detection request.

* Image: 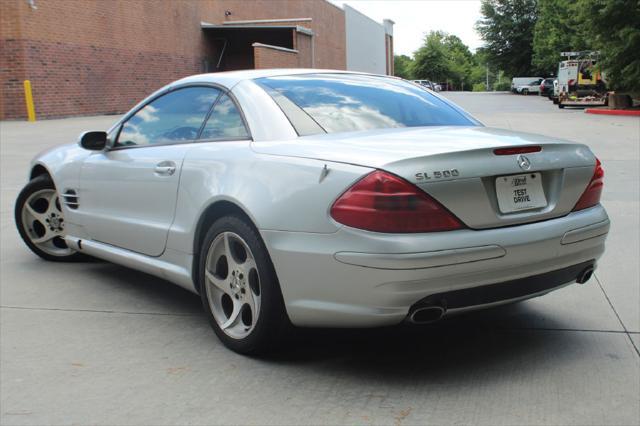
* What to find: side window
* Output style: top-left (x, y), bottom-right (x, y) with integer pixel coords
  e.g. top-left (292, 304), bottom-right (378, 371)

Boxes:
top-left (200, 94), bottom-right (249, 140)
top-left (117, 87), bottom-right (220, 147)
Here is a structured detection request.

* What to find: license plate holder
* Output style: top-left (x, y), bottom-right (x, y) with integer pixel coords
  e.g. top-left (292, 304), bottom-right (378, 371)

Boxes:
top-left (495, 172), bottom-right (547, 213)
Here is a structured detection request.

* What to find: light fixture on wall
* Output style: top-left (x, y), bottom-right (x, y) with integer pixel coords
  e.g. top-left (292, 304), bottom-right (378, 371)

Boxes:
top-left (27, 0), bottom-right (37, 9)
top-left (224, 10), bottom-right (232, 17)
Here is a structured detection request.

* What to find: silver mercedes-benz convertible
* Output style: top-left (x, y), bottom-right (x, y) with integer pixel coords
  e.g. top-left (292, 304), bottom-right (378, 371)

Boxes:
top-left (15, 70), bottom-right (609, 354)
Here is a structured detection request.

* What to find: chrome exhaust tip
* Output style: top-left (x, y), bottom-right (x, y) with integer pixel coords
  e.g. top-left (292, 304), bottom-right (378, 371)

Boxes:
top-left (409, 305), bottom-right (446, 324)
top-left (576, 266), bottom-right (595, 284)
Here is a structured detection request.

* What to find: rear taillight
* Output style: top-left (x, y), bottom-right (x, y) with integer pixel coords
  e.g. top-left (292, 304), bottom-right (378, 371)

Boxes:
top-left (573, 158), bottom-right (604, 211)
top-left (330, 170), bottom-right (465, 233)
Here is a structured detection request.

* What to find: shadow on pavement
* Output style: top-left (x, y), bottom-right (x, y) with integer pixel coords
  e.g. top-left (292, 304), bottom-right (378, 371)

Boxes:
top-left (271, 304), bottom-right (569, 361)
top-left (75, 261), bottom-right (203, 314)
top-left (76, 261), bottom-right (591, 380)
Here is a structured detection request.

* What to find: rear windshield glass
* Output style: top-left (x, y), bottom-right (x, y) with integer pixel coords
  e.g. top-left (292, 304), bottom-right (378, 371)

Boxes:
top-left (257, 74), bottom-right (476, 135)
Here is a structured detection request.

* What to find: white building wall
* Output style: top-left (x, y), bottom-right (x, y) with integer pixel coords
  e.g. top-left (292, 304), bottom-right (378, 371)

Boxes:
top-left (344, 5), bottom-right (386, 74)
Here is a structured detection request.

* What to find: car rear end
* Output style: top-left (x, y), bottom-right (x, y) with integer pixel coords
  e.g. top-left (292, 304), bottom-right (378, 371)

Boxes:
top-left (249, 73), bottom-right (609, 328)
top-left (260, 138), bottom-right (608, 327)
top-left (540, 78), bottom-right (554, 96)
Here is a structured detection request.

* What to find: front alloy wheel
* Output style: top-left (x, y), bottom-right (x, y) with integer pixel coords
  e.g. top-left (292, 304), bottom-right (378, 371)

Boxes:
top-left (22, 189), bottom-right (70, 255)
top-left (15, 175), bottom-right (85, 262)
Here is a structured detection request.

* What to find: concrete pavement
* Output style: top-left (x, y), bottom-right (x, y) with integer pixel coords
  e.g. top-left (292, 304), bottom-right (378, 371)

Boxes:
top-left (1, 93), bottom-right (638, 425)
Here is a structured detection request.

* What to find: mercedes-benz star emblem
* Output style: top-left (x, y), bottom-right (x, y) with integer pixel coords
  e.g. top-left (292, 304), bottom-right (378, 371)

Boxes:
top-left (517, 154), bottom-right (531, 170)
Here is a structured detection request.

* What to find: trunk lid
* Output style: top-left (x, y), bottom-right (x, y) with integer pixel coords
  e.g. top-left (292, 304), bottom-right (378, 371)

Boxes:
top-left (251, 126), bottom-right (597, 229)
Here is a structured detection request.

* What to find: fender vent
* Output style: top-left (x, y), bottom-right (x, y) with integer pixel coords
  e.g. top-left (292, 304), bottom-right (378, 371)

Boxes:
top-left (62, 189), bottom-right (79, 209)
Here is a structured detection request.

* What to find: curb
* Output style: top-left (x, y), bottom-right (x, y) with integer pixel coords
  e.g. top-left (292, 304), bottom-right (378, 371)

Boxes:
top-left (585, 108), bottom-right (640, 116)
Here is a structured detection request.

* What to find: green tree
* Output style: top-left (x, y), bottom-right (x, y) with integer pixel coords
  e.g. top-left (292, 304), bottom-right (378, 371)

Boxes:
top-left (580, 0), bottom-right (640, 92)
top-left (476, 0), bottom-right (538, 76)
top-left (412, 31), bottom-right (479, 90)
top-left (393, 54), bottom-right (414, 79)
top-left (411, 31), bottom-right (451, 82)
top-left (532, 0), bottom-right (591, 75)
top-left (444, 34), bottom-right (475, 89)
top-left (470, 48), bottom-right (496, 90)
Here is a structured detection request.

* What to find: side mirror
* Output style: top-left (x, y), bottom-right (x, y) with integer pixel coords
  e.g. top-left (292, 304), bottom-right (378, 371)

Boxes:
top-left (79, 131), bottom-right (107, 151)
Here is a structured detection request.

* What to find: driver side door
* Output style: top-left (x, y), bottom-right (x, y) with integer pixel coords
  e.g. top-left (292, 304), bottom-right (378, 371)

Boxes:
top-left (78, 86), bottom-right (221, 257)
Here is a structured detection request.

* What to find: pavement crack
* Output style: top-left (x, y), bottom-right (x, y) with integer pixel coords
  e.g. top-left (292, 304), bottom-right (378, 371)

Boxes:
top-left (495, 326), bottom-right (631, 334)
top-left (0, 305), bottom-right (199, 317)
top-left (594, 273), bottom-right (640, 357)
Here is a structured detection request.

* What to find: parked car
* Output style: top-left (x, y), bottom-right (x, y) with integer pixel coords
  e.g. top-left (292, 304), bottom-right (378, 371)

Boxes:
top-left (511, 76), bottom-right (543, 93)
top-left (516, 79), bottom-right (544, 95)
top-left (412, 79), bottom-right (435, 90)
top-left (433, 83), bottom-right (442, 91)
top-left (15, 70), bottom-right (609, 354)
top-left (540, 78), bottom-right (555, 97)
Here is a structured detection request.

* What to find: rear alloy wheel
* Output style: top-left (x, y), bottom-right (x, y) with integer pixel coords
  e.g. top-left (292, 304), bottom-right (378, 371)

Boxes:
top-left (15, 175), bottom-right (86, 262)
top-left (522, 89), bottom-right (529, 95)
top-left (205, 231), bottom-right (261, 339)
top-left (199, 216), bottom-right (289, 354)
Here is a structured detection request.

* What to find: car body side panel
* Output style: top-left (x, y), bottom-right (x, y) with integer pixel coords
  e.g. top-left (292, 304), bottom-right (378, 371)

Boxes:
top-left (165, 141), bottom-right (372, 254)
top-left (77, 145), bottom-right (191, 257)
top-left (29, 143), bottom-right (91, 226)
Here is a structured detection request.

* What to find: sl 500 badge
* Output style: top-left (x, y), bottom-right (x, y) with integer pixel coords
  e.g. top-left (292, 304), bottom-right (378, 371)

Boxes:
top-left (415, 169), bottom-right (460, 181)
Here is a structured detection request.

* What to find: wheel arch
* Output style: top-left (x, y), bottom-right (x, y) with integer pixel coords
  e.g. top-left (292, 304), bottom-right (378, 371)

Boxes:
top-left (191, 199), bottom-right (262, 294)
top-left (30, 163), bottom-right (52, 181)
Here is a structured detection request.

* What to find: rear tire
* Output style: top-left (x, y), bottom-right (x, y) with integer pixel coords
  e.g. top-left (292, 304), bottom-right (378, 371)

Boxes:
top-left (198, 215), bottom-right (290, 355)
top-left (15, 175), bottom-right (87, 262)
top-left (522, 89), bottom-right (529, 95)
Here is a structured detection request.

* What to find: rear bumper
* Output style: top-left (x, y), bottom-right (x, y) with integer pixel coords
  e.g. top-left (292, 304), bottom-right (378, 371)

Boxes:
top-left (412, 260), bottom-right (594, 312)
top-left (262, 205), bottom-right (609, 327)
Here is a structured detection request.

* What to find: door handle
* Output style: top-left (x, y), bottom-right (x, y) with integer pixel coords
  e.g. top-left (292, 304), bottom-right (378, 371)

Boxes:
top-left (154, 161), bottom-right (176, 176)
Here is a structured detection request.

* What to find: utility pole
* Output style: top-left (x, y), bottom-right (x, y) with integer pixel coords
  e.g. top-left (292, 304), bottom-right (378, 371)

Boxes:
top-left (486, 65), bottom-right (489, 91)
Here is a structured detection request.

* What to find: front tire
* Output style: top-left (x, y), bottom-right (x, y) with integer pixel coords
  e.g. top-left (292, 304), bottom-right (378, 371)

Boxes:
top-left (199, 215), bottom-right (290, 354)
top-left (15, 175), bottom-right (86, 262)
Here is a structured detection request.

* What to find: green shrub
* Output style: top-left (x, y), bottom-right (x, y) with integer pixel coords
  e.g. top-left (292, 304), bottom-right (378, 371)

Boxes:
top-left (473, 82), bottom-right (487, 92)
top-left (493, 80), bottom-right (511, 91)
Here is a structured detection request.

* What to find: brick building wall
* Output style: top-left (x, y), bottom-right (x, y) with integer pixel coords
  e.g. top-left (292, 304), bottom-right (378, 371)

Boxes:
top-left (253, 44), bottom-right (299, 69)
top-left (0, 0), bottom-right (347, 120)
top-left (296, 33), bottom-right (313, 68)
top-left (209, 1), bottom-right (345, 71)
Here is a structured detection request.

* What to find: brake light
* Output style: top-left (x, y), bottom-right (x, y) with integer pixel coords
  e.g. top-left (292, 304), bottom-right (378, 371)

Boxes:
top-left (494, 146), bottom-right (542, 155)
top-left (330, 170), bottom-right (465, 233)
top-left (573, 158), bottom-right (604, 211)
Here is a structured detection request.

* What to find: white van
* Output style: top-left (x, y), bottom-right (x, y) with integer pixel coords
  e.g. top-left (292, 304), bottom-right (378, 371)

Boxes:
top-left (511, 77), bottom-right (543, 93)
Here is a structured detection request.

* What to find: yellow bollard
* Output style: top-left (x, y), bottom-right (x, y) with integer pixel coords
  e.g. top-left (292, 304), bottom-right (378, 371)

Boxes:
top-left (23, 80), bottom-right (36, 122)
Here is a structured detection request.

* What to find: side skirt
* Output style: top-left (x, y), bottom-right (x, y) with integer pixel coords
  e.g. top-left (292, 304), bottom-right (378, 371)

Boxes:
top-left (65, 236), bottom-right (197, 293)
